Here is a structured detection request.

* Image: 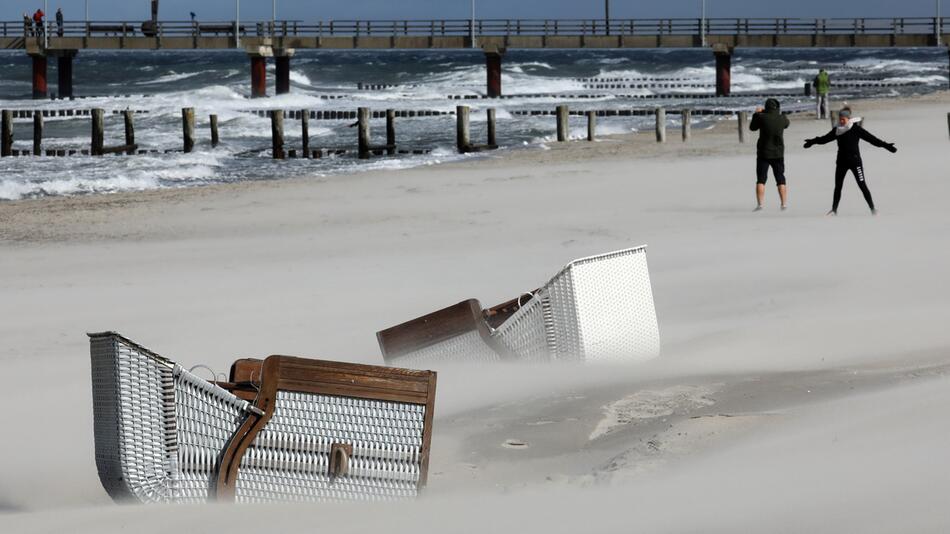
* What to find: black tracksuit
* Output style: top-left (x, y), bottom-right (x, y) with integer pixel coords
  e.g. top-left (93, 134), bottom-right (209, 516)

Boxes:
top-left (805, 123), bottom-right (895, 213)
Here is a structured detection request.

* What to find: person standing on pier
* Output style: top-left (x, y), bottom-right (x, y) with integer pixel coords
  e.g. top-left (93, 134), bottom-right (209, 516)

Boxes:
top-left (56, 8), bottom-right (64, 37)
top-left (813, 69), bottom-right (830, 120)
top-left (23, 12), bottom-right (33, 36)
top-left (804, 107), bottom-right (897, 216)
top-left (749, 98), bottom-right (790, 211)
top-left (32, 8), bottom-right (45, 36)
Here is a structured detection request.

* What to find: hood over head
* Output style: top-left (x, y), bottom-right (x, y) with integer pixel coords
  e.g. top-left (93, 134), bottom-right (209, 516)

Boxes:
top-left (764, 98), bottom-right (781, 112)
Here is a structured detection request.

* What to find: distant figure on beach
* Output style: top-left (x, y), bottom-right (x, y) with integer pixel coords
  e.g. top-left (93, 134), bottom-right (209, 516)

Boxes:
top-left (23, 12), bottom-right (33, 36)
top-left (32, 8), bottom-right (45, 36)
top-left (804, 107), bottom-right (897, 216)
top-left (190, 12), bottom-right (197, 23)
top-left (813, 69), bottom-right (830, 120)
top-left (749, 98), bottom-right (790, 211)
top-left (55, 8), bottom-right (64, 37)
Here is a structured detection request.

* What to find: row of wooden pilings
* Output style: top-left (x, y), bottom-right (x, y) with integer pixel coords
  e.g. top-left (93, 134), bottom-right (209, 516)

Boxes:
top-left (545, 104), bottom-right (755, 143)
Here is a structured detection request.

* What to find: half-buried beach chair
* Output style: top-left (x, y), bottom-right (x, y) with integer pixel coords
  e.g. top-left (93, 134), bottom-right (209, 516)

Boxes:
top-left (377, 246), bottom-right (660, 366)
top-left (89, 332), bottom-right (436, 504)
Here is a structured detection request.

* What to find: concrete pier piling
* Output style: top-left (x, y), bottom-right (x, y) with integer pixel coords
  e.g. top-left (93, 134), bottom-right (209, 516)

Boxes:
top-left (485, 48), bottom-right (504, 98)
top-left (54, 50), bottom-right (77, 99)
top-left (300, 110), bottom-right (309, 156)
top-left (456, 105), bottom-right (471, 152)
top-left (123, 110), bottom-right (135, 155)
top-left (210, 114), bottom-right (220, 148)
top-left (182, 108), bottom-right (196, 153)
top-left (270, 110), bottom-right (285, 159)
top-left (358, 107), bottom-right (371, 159)
top-left (681, 109), bottom-right (691, 142)
top-left (249, 48), bottom-right (270, 98)
top-left (31, 54), bottom-right (48, 100)
top-left (738, 111), bottom-right (748, 143)
top-left (1, 110), bottom-right (12, 157)
top-left (487, 108), bottom-right (497, 147)
top-left (33, 112), bottom-right (43, 156)
top-left (386, 109), bottom-right (396, 156)
top-left (556, 105), bottom-right (569, 142)
top-left (275, 49), bottom-right (294, 95)
top-left (713, 45), bottom-right (732, 97)
top-left (91, 108), bottom-right (105, 156)
top-left (655, 108), bottom-right (666, 143)
top-left (587, 111), bottom-right (596, 142)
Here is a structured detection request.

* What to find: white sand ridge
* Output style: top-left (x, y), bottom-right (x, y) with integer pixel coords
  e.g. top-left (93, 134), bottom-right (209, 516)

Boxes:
top-left (588, 384), bottom-right (720, 441)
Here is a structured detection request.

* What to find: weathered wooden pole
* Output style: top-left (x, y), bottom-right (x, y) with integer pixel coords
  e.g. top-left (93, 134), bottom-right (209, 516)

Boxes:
top-left (300, 110), bottom-right (309, 156)
top-left (1, 110), bottom-right (12, 157)
top-left (587, 111), bottom-right (596, 142)
top-left (33, 112), bottom-right (43, 156)
top-left (210, 114), bottom-right (220, 148)
top-left (386, 109), bottom-right (396, 155)
top-left (556, 105), bottom-right (569, 142)
top-left (681, 109), bottom-right (691, 142)
top-left (182, 108), bottom-right (195, 153)
top-left (456, 105), bottom-right (470, 152)
top-left (271, 110), bottom-right (285, 159)
top-left (123, 110), bottom-right (135, 155)
top-left (738, 111), bottom-right (748, 143)
top-left (655, 108), bottom-right (666, 143)
top-left (91, 108), bottom-right (104, 156)
top-left (487, 108), bottom-right (497, 147)
top-left (358, 107), bottom-right (371, 159)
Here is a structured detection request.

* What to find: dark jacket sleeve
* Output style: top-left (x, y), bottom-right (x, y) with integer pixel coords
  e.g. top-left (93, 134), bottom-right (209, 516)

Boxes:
top-left (781, 115), bottom-right (790, 129)
top-left (749, 113), bottom-right (761, 131)
top-left (856, 125), bottom-right (890, 148)
top-left (809, 129), bottom-right (837, 145)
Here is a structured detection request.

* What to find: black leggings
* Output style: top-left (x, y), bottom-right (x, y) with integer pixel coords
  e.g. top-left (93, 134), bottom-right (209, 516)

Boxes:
top-left (833, 163), bottom-right (875, 212)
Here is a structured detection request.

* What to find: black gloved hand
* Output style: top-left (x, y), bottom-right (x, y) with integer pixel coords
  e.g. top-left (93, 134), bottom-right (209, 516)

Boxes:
top-left (803, 139), bottom-right (815, 149)
top-left (885, 143), bottom-right (897, 153)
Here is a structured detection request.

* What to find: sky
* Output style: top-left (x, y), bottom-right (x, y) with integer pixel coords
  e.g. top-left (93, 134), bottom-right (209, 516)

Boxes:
top-left (4, 1), bottom-right (944, 21)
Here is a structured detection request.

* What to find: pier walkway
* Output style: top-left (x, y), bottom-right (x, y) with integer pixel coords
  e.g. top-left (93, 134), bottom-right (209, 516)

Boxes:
top-left (2, 17), bottom-right (947, 99)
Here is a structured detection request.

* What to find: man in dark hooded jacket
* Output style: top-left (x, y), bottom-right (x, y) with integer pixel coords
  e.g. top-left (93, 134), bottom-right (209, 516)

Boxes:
top-left (749, 98), bottom-right (790, 211)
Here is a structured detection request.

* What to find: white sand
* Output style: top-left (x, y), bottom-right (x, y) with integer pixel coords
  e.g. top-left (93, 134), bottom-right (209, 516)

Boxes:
top-left (1, 92), bottom-right (949, 532)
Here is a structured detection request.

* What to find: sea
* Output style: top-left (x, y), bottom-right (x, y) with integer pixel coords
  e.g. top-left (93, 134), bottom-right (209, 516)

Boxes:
top-left (0, 47), bottom-right (946, 201)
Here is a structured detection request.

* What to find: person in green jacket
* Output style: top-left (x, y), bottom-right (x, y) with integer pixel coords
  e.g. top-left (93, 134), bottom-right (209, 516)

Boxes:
top-left (813, 69), bottom-right (830, 120)
top-left (749, 98), bottom-right (790, 211)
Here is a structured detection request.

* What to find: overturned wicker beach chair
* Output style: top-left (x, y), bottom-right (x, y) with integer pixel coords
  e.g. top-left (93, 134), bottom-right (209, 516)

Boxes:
top-left (89, 332), bottom-right (436, 504)
top-left (377, 246), bottom-right (660, 366)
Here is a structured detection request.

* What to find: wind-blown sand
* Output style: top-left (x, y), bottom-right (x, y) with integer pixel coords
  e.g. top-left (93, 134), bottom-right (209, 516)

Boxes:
top-left (1, 92), bottom-right (949, 532)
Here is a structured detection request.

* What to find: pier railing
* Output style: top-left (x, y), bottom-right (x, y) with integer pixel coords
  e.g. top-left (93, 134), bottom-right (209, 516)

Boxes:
top-left (1, 17), bottom-right (946, 39)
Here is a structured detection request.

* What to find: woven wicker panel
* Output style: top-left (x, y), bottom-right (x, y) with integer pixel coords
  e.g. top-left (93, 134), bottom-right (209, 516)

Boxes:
top-left (391, 330), bottom-right (502, 368)
top-left (235, 391), bottom-right (425, 503)
top-left (567, 247), bottom-right (660, 362)
top-left (90, 335), bottom-right (174, 503)
top-left (493, 297), bottom-right (552, 363)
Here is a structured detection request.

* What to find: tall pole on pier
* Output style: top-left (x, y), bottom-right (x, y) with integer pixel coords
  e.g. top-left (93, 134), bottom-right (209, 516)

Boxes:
top-left (471, 0), bottom-right (476, 48)
top-left (938, 0), bottom-right (943, 46)
top-left (605, 0), bottom-right (610, 35)
top-left (85, 0), bottom-right (89, 23)
top-left (44, 0), bottom-right (48, 48)
top-left (701, 0), bottom-right (707, 47)
top-left (236, 0), bottom-right (240, 48)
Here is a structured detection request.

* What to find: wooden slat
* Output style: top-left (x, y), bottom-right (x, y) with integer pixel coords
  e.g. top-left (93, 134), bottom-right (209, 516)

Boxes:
top-left (377, 299), bottom-right (485, 359)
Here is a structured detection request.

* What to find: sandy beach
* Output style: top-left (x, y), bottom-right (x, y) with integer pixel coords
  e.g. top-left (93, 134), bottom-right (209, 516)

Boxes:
top-left (1, 91), bottom-right (949, 532)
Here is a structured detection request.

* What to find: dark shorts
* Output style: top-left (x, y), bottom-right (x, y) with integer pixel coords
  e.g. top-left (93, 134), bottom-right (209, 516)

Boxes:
top-left (756, 158), bottom-right (786, 185)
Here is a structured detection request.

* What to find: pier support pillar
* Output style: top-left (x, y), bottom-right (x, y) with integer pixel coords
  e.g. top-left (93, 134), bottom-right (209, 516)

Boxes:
top-left (30, 54), bottom-right (48, 100)
top-left (247, 45), bottom-right (273, 99)
top-left (275, 49), bottom-right (295, 95)
top-left (713, 44), bottom-right (733, 97)
top-left (485, 47), bottom-right (505, 98)
top-left (52, 50), bottom-right (77, 99)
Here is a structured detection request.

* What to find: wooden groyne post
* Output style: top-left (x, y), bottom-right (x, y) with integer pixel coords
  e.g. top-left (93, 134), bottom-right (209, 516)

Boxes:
top-left (556, 105), bottom-right (569, 142)
top-left (271, 110), bottom-right (285, 159)
top-left (210, 114), bottom-right (220, 148)
top-left (358, 107), bottom-right (371, 159)
top-left (91, 108), bottom-right (104, 156)
top-left (587, 111), bottom-right (596, 142)
top-left (681, 109), bottom-right (691, 142)
top-left (1, 110), bottom-right (12, 157)
top-left (386, 109), bottom-right (396, 156)
top-left (123, 110), bottom-right (135, 155)
top-left (300, 110), bottom-right (309, 156)
top-left (182, 108), bottom-right (195, 153)
top-left (33, 111), bottom-right (43, 156)
top-left (456, 105), bottom-right (470, 152)
top-left (655, 108), bottom-right (666, 143)
top-left (487, 108), bottom-right (497, 147)
top-left (738, 111), bottom-right (748, 143)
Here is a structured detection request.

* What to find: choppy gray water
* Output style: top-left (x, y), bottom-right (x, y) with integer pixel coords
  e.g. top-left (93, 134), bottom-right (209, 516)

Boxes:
top-left (0, 48), bottom-right (946, 200)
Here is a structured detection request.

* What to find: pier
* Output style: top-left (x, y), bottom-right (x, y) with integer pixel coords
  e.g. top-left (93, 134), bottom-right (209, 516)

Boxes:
top-left (1, 17), bottom-right (947, 99)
